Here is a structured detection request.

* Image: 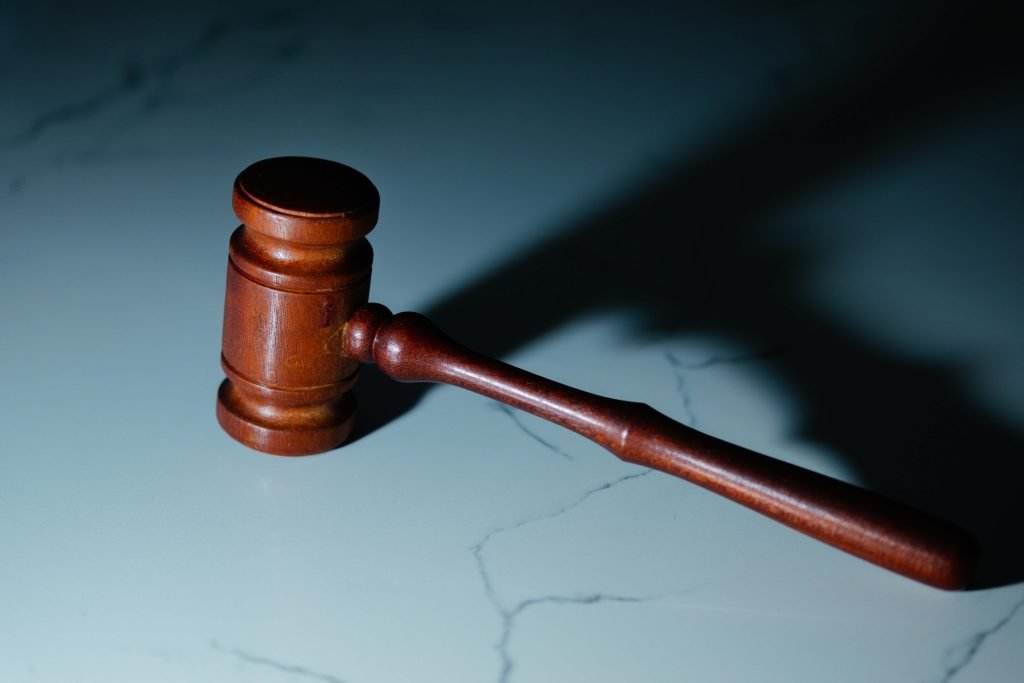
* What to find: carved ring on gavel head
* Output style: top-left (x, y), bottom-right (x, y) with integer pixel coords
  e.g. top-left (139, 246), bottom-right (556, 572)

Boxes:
top-left (217, 156), bottom-right (979, 591)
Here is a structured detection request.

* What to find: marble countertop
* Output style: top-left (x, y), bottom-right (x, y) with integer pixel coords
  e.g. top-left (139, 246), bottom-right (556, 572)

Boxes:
top-left (2, 1), bottom-right (1023, 681)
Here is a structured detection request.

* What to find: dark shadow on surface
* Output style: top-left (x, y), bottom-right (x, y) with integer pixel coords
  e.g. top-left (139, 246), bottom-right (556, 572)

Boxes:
top-left (352, 2), bottom-right (1024, 588)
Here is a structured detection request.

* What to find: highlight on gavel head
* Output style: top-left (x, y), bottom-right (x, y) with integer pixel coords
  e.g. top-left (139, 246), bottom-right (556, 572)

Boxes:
top-left (216, 157), bottom-right (378, 456)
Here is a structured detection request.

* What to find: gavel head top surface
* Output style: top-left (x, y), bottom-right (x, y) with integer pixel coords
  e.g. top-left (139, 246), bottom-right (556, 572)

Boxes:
top-left (217, 156), bottom-right (379, 456)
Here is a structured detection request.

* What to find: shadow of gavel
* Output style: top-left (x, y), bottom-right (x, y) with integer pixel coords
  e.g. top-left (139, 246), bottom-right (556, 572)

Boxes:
top-left (216, 157), bottom-right (977, 590)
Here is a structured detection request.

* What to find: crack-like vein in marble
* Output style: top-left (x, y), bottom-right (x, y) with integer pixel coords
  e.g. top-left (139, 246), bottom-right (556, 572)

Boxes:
top-left (3, 8), bottom-right (306, 150)
top-left (496, 593), bottom-right (654, 683)
top-left (492, 403), bottom-right (575, 460)
top-left (664, 346), bottom-right (786, 426)
top-left (1, 64), bottom-right (146, 149)
top-left (932, 589), bottom-right (1024, 683)
top-left (664, 351), bottom-right (698, 426)
top-left (3, 6), bottom-right (314, 195)
top-left (470, 470), bottom-right (652, 683)
top-left (669, 347), bottom-right (787, 372)
top-left (211, 641), bottom-right (348, 683)
top-left (473, 471), bottom-right (651, 554)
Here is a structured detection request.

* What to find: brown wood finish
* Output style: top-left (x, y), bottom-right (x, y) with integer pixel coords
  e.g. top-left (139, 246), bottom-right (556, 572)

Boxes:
top-left (343, 305), bottom-right (977, 590)
top-left (217, 157), bottom-right (377, 456)
top-left (218, 157), bottom-right (979, 589)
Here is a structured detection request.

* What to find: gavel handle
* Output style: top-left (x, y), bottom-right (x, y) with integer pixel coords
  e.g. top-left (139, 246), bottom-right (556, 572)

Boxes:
top-left (343, 304), bottom-right (978, 589)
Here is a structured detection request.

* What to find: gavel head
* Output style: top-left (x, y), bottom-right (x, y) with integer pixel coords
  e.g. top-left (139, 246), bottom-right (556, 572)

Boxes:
top-left (216, 157), bottom-right (378, 456)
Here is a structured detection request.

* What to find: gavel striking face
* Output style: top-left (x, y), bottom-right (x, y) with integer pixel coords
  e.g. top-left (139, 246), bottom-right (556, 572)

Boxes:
top-left (217, 156), bottom-right (978, 590)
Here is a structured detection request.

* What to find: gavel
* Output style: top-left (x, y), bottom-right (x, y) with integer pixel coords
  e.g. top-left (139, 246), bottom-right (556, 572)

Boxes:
top-left (216, 156), bottom-right (978, 590)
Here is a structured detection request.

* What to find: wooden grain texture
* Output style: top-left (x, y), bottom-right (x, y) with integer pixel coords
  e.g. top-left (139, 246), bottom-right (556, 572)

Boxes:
top-left (343, 305), bottom-right (978, 590)
top-left (217, 157), bottom-right (377, 456)
top-left (218, 156), bottom-right (978, 589)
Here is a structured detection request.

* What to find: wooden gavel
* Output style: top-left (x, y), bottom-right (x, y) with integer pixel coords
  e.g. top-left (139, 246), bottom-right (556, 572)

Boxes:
top-left (217, 156), bottom-right (978, 590)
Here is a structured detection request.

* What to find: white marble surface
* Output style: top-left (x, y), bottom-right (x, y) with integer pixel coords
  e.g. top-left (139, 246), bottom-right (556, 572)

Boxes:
top-left (2, 1), bottom-right (1023, 681)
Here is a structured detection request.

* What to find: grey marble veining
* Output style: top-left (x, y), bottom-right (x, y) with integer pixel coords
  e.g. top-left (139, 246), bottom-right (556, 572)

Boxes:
top-left (931, 591), bottom-right (1024, 683)
top-left (2, 1), bottom-right (1022, 681)
top-left (211, 641), bottom-right (349, 683)
top-left (470, 471), bottom-right (656, 683)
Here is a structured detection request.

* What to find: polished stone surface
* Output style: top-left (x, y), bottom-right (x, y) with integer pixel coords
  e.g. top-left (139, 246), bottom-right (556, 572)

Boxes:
top-left (2, 2), bottom-right (1023, 681)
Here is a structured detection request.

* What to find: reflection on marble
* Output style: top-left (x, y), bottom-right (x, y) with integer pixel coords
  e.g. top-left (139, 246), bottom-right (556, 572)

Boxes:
top-left (2, 1), bottom-right (1023, 681)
